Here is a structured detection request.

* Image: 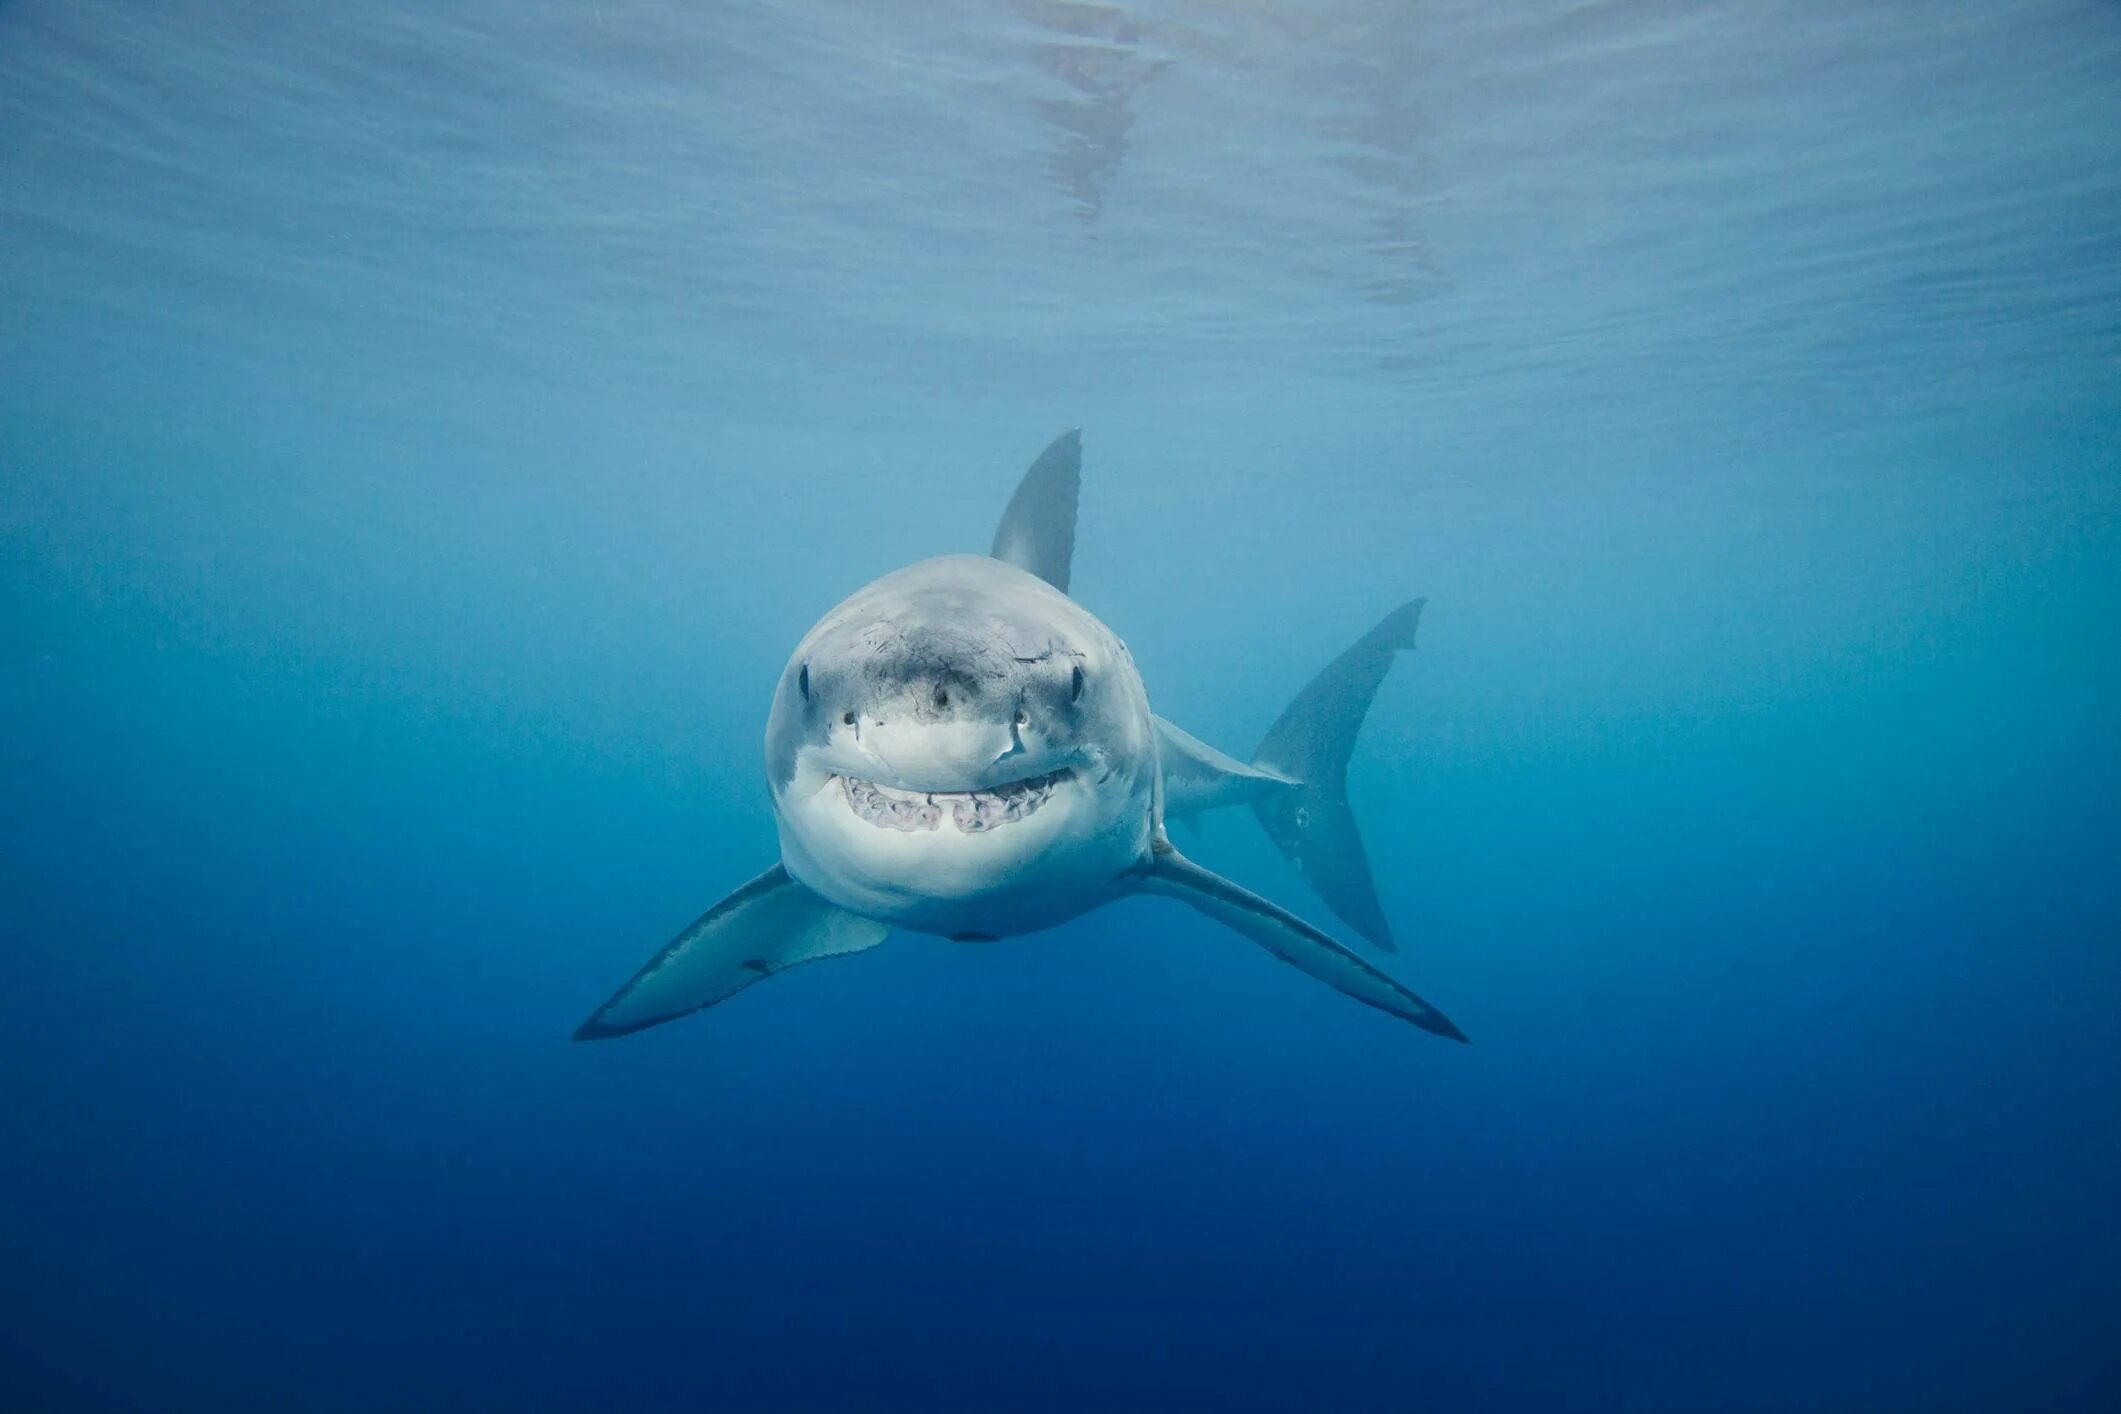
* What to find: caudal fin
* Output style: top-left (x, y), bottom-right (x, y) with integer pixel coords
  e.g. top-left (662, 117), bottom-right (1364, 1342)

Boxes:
top-left (1250, 598), bottom-right (1425, 953)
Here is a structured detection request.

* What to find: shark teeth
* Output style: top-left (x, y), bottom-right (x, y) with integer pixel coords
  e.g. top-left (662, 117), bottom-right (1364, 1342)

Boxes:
top-left (837, 769), bottom-right (1067, 834)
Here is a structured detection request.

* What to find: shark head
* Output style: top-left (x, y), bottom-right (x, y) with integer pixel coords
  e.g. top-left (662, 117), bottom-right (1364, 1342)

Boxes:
top-left (766, 554), bottom-right (1158, 933)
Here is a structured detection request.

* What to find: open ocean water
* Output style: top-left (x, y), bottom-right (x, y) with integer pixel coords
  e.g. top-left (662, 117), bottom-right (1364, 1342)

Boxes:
top-left (3, 2), bottom-right (2119, 1410)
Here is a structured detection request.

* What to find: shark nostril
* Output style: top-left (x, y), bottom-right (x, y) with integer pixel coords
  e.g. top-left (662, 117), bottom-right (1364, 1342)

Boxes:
top-left (933, 685), bottom-right (949, 709)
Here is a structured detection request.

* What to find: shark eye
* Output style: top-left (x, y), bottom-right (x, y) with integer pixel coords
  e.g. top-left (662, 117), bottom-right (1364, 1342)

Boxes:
top-left (1070, 664), bottom-right (1086, 702)
top-left (797, 663), bottom-right (810, 701)
top-left (1015, 707), bottom-right (1029, 728)
top-left (841, 710), bottom-right (856, 727)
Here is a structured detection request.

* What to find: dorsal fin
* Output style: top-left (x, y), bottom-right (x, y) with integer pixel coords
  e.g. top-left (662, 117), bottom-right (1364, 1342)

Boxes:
top-left (990, 429), bottom-right (1081, 593)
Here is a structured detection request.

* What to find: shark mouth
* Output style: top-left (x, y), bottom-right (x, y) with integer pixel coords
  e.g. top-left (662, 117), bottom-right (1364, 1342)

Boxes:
top-left (836, 768), bottom-right (1069, 834)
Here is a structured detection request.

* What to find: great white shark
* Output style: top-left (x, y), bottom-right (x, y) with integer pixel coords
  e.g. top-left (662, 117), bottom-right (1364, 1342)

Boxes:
top-left (575, 431), bottom-right (1465, 1042)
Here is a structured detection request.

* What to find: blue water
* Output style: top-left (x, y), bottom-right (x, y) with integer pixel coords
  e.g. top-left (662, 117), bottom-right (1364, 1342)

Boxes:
top-left (4, 2), bottom-right (2119, 1409)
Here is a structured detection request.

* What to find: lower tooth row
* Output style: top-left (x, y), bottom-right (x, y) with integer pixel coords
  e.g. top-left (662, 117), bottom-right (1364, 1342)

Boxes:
top-left (843, 777), bottom-right (939, 832)
top-left (842, 775), bottom-right (1054, 833)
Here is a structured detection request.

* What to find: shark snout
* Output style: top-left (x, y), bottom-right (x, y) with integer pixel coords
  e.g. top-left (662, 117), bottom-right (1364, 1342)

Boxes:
top-left (898, 666), bottom-right (994, 724)
top-left (857, 716), bottom-right (1032, 792)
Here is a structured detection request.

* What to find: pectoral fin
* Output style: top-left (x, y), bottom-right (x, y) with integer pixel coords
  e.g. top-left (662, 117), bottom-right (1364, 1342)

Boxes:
top-left (573, 865), bottom-right (889, 1040)
top-left (1136, 844), bottom-right (1465, 1041)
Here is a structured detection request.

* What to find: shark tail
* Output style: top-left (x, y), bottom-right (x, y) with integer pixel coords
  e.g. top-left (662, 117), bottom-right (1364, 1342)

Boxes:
top-left (1249, 598), bottom-right (1426, 953)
